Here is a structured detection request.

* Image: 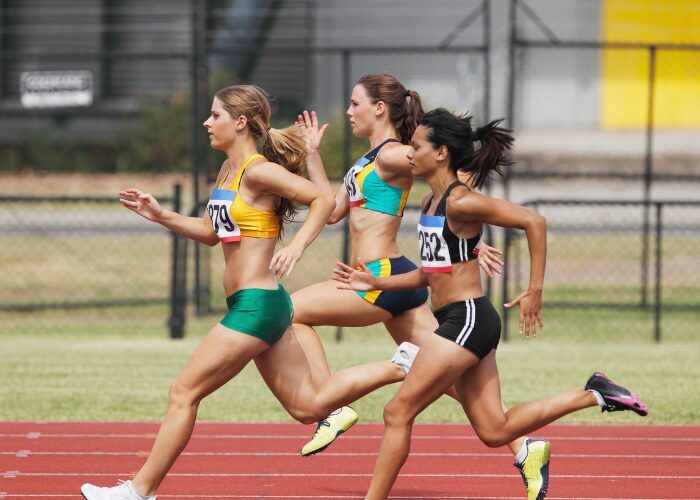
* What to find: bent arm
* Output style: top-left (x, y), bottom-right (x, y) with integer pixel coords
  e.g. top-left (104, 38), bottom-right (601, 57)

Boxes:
top-left (334, 262), bottom-right (428, 292)
top-left (448, 191), bottom-right (546, 336)
top-left (119, 188), bottom-right (219, 246)
top-left (265, 167), bottom-right (334, 249)
top-left (375, 267), bottom-right (429, 291)
top-left (157, 209), bottom-right (220, 247)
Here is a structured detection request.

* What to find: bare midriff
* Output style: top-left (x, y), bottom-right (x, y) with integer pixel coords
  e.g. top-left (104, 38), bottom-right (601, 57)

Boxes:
top-left (220, 237), bottom-right (278, 295)
top-left (427, 260), bottom-right (483, 310)
top-left (348, 207), bottom-right (403, 265)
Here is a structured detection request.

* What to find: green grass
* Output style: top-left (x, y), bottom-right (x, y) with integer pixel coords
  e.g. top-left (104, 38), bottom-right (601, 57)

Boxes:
top-left (2, 202), bottom-right (698, 425)
top-left (1, 308), bottom-right (698, 424)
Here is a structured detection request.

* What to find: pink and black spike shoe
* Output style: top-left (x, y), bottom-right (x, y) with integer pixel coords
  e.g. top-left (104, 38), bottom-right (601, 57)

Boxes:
top-left (585, 372), bottom-right (649, 416)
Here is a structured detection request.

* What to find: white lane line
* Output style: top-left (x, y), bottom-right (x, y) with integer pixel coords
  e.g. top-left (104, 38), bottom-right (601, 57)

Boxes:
top-left (5, 472), bottom-right (700, 479)
top-left (2, 433), bottom-right (700, 442)
top-left (1, 495), bottom-right (690, 499)
top-left (2, 451), bottom-right (699, 459)
top-left (0, 496), bottom-right (690, 500)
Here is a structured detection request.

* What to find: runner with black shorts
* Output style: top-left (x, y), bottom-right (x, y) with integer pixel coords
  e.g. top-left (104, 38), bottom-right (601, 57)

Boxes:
top-left (335, 107), bottom-right (649, 500)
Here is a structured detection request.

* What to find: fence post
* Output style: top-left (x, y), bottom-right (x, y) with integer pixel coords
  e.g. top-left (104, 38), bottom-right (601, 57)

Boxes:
top-left (336, 49), bottom-right (352, 343)
top-left (501, 228), bottom-right (511, 342)
top-left (191, 0), bottom-right (210, 317)
top-left (654, 202), bottom-right (662, 342)
top-left (169, 184), bottom-right (187, 339)
top-left (641, 45), bottom-right (657, 308)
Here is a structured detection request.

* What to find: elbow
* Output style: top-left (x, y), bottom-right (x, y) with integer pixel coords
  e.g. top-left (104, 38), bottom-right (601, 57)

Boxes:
top-left (326, 210), bottom-right (344, 225)
top-left (526, 212), bottom-right (546, 232)
top-left (205, 236), bottom-right (220, 247)
top-left (320, 193), bottom-right (336, 222)
top-left (534, 212), bottom-right (546, 230)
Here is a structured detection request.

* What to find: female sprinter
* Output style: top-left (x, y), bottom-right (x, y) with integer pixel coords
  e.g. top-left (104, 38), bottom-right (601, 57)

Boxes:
top-left (334, 108), bottom-right (649, 500)
top-left (80, 84), bottom-right (418, 500)
top-left (291, 74), bottom-right (550, 498)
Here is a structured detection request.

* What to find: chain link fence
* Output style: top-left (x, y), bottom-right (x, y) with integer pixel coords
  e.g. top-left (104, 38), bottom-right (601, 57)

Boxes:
top-left (502, 200), bottom-right (700, 342)
top-left (0, 188), bottom-right (183, 336)
top-left (1, 0), bottom-right (698, 341)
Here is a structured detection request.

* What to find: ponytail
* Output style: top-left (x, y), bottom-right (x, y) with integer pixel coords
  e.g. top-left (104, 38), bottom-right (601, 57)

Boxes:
top-left (262, 125), bottom-right (307, 235)
top-left (356, 74), bottom-right (425, 144)
top-left (397, 90), bottom-right (424, 144)
top-left (468, 119), bottom-right (514, 190)
top-left (419, 108), bottom-right (514, 190)
top-left (214, 84), bottom-right (309, 237)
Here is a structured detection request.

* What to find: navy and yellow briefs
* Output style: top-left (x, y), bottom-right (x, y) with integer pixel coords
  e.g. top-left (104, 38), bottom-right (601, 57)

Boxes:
top-left (355, 256), bottom-right (428, 316)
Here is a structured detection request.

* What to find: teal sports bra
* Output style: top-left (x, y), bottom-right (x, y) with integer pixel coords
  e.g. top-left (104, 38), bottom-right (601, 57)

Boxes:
top-left (343, 139), bottom-right (410, 217)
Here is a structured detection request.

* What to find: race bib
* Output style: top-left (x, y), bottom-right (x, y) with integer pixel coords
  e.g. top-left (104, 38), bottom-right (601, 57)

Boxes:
top-left (207, 189), bottom-right (240, 242)
top-left (417, 214), bottom-right (452, 273)
top-left (344, 159), bottom-right (368, 207)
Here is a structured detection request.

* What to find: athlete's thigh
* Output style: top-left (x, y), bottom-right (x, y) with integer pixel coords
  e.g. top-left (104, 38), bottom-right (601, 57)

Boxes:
top-left (291, 279), bottom-right (392, 326)
top-left (455, 350), bottom-right (507, 430)
top-left (176, 323), bottom-right (268, 401)
top-left (388, 334), bottom-right (478, 420)
top-left (383, 302), bottom-right (438, 346)
top-left (253, 325), bottom-right (316, 414)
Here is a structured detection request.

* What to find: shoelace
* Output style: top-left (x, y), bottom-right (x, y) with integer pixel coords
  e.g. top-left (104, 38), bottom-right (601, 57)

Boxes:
top-left (311, 418), bottom-right (330, 437)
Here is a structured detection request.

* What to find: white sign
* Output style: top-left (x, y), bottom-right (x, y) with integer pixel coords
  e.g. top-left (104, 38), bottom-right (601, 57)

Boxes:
top-left (20, 70), bottom-right (93, 108)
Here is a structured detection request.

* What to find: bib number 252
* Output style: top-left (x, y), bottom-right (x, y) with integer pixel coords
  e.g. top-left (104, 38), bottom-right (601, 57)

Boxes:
top-left (419, 231), bottom-right (446, 262)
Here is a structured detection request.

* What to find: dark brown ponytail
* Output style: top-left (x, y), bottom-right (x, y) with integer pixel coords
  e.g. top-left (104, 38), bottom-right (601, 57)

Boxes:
top-left (356, 74), bottom-right (424, 143)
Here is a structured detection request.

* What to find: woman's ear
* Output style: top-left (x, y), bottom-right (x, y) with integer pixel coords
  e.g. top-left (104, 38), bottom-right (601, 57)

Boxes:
top-left (375, 100), bottom-right (386, 118)
top-left (436, 144), bottom-right (449, 162)
top-left (235, 115), bottom-right (248, 131)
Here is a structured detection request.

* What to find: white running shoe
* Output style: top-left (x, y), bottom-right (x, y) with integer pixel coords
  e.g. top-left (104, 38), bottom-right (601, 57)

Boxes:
top-left (391, 341), bottom-right (420, 375)
top-left (81, 480), bottom-right (155, 500)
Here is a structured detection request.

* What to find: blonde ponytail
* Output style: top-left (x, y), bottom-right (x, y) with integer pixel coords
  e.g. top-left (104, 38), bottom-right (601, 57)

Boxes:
top-left (263, 125), bottom-right (307, 175)
top-left (215, 85), bottom-right (309, 236)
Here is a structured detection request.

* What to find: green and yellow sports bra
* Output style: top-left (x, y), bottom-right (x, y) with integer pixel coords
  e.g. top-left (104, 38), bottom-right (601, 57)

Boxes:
top-left (343, 138), bottom-right (410, 217)
top-left (206, 154), bottom-right (280, 241)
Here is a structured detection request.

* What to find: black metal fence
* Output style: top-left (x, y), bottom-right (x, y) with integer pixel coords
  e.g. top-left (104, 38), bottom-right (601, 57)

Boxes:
top-left (1, 1), bottom-right (699, 341)
top-left (0, 186), bottom-right (185, 338)
top-left (502, 199), bottom-right (700, 342)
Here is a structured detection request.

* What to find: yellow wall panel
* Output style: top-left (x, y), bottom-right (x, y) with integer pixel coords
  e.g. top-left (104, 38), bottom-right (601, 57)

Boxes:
top-left (601, 0), bottom-right (700, 128)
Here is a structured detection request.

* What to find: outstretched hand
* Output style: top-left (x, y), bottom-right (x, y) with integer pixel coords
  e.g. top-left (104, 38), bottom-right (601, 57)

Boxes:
top-left (478, 243), bottom-right (504, 278)
top-left (333, 261), bottom-right (377, 291)
top-left (504, 288), bottom-right (544, 338)
top-left (296, 110), bottom-right (329, 154)
top-left (119, 188), bottom-right (163, 222)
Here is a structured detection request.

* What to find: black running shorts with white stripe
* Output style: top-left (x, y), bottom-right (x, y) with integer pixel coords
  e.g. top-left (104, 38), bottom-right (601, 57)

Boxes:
top-left (433, 296), bottom-right (501, 359)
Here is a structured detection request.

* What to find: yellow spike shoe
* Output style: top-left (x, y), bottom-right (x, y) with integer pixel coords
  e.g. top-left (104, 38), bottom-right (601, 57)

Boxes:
top-left (514, 439), bottom-right (551, 500)
top-left (300, 406), bottom-right (359, 456)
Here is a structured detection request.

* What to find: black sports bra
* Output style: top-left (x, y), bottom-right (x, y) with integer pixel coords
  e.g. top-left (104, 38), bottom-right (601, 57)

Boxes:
top-left (417, 181), bottom-right (482, 273)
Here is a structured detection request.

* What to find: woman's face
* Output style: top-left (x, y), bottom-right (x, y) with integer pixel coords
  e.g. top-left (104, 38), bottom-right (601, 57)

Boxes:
top-left (203, 97), bottom-right (237, 151)
top-left (407, 125), bottom-right (438, 178)
top-left (346, 84), bottom-right (377, 137)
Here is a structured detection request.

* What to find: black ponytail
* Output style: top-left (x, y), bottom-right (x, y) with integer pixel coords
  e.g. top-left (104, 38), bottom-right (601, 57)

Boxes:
top-left (419, 108), bottom-right (513, 190)
top-left (469, 119), bottom-right (514, 190)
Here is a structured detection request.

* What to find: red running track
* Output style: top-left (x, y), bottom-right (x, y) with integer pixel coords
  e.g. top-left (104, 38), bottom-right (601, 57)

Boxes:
top-left (1, 421), bottom-right (699, 499)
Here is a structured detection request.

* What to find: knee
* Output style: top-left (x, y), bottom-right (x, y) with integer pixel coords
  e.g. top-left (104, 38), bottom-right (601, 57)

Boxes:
top-left (167, 378), bottom-right (199, 410)
top-left (473, 427), bottom-right (507, 448)
top-left (287, 407), bottom-right (319, 425)
top-left (383, 398), bottom-right (413, 428)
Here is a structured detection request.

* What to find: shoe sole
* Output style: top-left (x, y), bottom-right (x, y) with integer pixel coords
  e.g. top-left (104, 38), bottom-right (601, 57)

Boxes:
top-left (301, 428), bottom-right (349, 457)
top-left (590, 373), bottom-right (649, 416)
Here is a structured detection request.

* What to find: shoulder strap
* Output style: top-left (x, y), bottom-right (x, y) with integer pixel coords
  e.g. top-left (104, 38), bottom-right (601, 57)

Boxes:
top-left (231, 153), bottom-right (265, 190)
top-left (365, 138), bottom-right (400, 162)
top-left (434, 180), bottom-right (468, 215)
